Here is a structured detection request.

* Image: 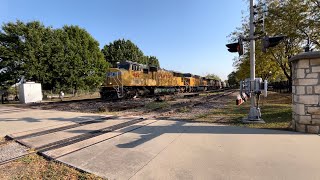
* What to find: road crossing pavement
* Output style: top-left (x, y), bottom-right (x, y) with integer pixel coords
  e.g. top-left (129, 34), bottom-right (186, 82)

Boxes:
top-left (1, 105), bottom-right (320, 180)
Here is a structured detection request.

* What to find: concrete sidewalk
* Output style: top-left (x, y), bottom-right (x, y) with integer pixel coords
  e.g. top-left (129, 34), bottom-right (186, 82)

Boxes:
top-left (0, 105), bottom-right (106, 136)
top-left (56, 120), bottom-right (320, 180)
top-left (1, 105), bottom-right (320, 180)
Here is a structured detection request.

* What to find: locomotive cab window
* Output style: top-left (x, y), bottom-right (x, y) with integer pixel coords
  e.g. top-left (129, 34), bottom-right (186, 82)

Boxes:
top-left (149, 66), bottom-right (158, 72)
top-left (131, 65), bottom-right (141, 71)
top-left (173, 72), bottom-right (183, 77)
top-left (118, 63), bottom-right (130, 70)
top-left (183, 73), bottom-right (192, 77)
top-left (143, 69), bottom-right (149, 74)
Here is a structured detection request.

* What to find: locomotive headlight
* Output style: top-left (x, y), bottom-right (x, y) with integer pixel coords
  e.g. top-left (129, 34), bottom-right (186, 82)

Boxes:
top-left (109, 82), bottom-right (112, 85)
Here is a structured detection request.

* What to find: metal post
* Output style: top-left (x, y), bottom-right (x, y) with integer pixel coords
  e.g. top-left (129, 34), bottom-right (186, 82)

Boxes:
top-left (243, 0), bottom-right (265, 123)
top-left (250, 0), bottom-right (255, 94)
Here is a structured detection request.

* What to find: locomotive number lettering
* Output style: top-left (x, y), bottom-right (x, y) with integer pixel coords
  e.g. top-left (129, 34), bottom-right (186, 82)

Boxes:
top-left (133, 72), bottom-right (140, 78)
top-left (159, 74), bottom-right (171, 78)
top-left (107, 72), bottom-right (121, 77)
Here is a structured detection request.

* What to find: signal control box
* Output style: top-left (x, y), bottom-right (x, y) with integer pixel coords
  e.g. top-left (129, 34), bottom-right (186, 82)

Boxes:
top-left (237, 78), bottom-right (268, 105)
top-left (241, 78), bottom-right (268, 97)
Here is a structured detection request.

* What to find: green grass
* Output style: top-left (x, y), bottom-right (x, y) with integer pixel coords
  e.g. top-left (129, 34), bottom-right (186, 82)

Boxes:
top-left (194, 92), bottom-right (292, 130)
top-left (145, 101), bottom-right (171, 111)
top-left (0, 154), bottom-right (104, 180)
top-left (176, 106), bottom-right (191, 113)
top-left (199, 92), bottom-right (219, 96)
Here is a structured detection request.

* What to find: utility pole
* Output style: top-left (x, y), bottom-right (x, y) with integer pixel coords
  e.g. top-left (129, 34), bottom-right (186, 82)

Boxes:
top-left (243, 0), bottom-right (264, 123)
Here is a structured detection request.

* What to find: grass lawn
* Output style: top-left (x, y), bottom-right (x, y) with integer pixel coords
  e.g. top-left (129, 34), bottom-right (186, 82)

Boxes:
top-left (0, 153), bottom-right (104, 180)
top-left (194, 91), bottom-right (293, 130)
top-left (199, 91), bottom-right (220, 96)
top-left (0, 137), bottom-right (4, 141)
top-left (145, 101), bottom-right (171, 111)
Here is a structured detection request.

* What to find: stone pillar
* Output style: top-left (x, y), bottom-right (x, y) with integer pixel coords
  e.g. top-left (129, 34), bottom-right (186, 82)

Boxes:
top-left (289, 51), bottom-right (320, 134)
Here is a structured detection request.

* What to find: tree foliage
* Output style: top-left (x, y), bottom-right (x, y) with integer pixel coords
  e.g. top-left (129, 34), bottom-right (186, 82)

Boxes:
top-left (205, 73), bottom-right (221, 81)
top-left (101, 39), bottom-right (160, 68)
top-left (147, 56), bottom-right (160, 67)
top-left (228, 0), bottom-right (320, 83)
top-left (0, 21), bottom-right (109, 92)
top-left (227, 71), bottom-right (239, 87)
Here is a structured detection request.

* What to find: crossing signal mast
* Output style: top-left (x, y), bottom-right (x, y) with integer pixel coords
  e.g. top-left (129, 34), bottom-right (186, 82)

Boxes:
top-left (226, 0), bottom-right (285, 123)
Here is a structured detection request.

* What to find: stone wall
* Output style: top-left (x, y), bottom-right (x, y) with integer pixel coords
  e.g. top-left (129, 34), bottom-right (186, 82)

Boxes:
top-left (290, 51), bottom-right (320, 134)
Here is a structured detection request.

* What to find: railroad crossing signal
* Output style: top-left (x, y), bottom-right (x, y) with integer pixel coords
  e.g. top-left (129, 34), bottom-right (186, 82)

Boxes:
top-left (262, 35), bottom-right (286, 53)
top-left (226, 38), bottom-right (244, 56)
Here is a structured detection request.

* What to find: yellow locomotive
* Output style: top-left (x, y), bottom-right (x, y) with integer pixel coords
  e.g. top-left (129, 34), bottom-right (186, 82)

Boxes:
top-left (100, 61), bottom-right (221, 99)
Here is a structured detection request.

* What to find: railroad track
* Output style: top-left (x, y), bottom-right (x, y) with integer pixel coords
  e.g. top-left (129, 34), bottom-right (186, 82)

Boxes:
top-left (39, 97), bottom-right (102, 104)
top-left (170, 89), bottom-right (236, 108)
top-left (11, 117), bottom-right (117, 141)
top-left (0, 90), bottom-right (236, 165)
top-left (32, 88), bottom-right (233, 104)
top-left (204, 89), bottom-right (235, 100)
top-left (35, 117), bottom-right (146, 153)
top-left (1, 116), bottom-right (151, 165)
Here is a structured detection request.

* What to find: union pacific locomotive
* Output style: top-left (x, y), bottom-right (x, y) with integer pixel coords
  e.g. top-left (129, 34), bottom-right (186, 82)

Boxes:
top-left (100, 61), bottom-right (222, 99)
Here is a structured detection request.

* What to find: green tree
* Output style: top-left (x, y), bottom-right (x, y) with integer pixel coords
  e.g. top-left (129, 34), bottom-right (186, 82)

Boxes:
top-left (227, 71), bottom-right (239, 87)
top-left (309, 0), bottom-right (320, 48)
top-left (228, 0), bottom-right (319, 83)
top-left (0, 21), bottom-right (52, 89)
top-left (23, 21), bottom-right (54, 89)
top-left (205, 73), bottom-right (221, 81)
top-left (101, 39), bottom-right (145, 67)
top-left (147, 56), bottom-right (160, 68)
top-left (61, 25), bottom-right (109, 92)
top-left (101, 39), bottom-right (160, 68)
top-left (0, 21), bottom-right (109, 92)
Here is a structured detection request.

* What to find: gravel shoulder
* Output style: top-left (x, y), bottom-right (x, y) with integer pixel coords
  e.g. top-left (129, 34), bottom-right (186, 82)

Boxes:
top-left (0, 142), bottom-right (29, 163)
top-left (10, 90), bottom-right (292, 129)
top-left (18, 90), bottom-right (236, 121)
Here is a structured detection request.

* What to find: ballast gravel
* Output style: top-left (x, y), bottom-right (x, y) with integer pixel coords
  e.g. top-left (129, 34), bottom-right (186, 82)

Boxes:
top-left (0, 142), bottom-right (29, 163)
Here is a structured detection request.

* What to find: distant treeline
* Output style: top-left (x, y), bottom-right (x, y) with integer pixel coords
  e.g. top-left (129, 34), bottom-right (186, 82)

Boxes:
top-left (0, 20), bottom-right (160, 92)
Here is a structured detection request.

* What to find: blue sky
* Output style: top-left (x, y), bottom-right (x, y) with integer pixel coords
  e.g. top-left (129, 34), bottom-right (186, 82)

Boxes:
top-left (0, 0), bottom-right (247, 80)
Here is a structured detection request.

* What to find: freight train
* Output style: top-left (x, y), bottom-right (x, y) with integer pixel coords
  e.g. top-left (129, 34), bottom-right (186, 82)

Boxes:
top-left (100, 61), bottom-right (222, 100)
